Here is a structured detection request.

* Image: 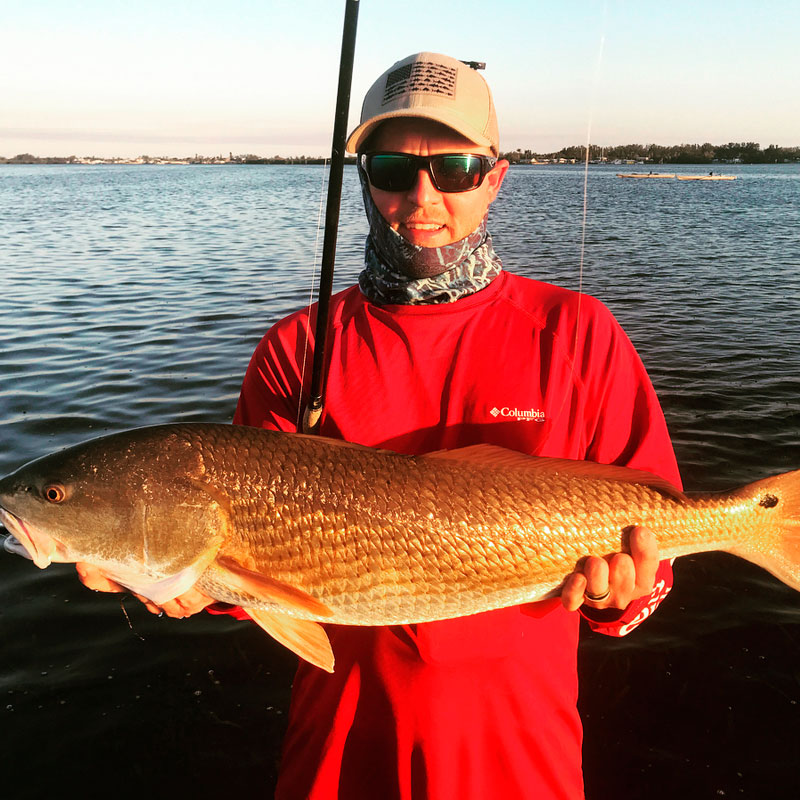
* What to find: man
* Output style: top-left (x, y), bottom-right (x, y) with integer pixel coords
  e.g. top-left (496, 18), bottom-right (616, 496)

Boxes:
top-left (80, 52), bottom-right (680, 799)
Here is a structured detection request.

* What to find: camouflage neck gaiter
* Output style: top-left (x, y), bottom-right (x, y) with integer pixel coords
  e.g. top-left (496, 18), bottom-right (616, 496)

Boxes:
top-left (357, 166), bottom-right (502, 306)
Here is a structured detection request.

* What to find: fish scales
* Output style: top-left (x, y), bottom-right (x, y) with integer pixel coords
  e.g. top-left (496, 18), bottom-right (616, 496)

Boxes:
top-left (230, 438), bottom-right (562, 614)
top-left (177, 425), bottom-right (742, 622)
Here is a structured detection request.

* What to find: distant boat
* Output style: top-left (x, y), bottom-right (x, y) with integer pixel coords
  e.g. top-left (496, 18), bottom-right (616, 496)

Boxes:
top-left (615, 172), bottom-right (738, 182)
top-left (677, 174), bottom-right (737, 181)
top-left (616, 173), bottom-right (676, 179)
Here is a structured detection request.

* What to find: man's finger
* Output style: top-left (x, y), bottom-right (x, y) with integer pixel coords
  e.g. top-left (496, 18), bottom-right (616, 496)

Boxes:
top-left (582, 556), bottom-right (611, 604)
top-left (157, 588), bottom-right (215, 618)
top-left (76, 563), bottom-right (125, 593)
top-left (607, 553), bottom-right (635, 606)
top-left (628, 526), bottom-right (659, 597)
top-left (560, 571), bottom-right (588, 612)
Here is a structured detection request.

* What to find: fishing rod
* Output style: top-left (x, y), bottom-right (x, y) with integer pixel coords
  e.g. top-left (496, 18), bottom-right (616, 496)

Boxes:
top-left (303, 0), bottom-right (361, 434)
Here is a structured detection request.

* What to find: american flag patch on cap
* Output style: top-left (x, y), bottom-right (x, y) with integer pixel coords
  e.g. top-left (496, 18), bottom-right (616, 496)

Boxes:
top-left (382, 61), bottom-right (457, 105)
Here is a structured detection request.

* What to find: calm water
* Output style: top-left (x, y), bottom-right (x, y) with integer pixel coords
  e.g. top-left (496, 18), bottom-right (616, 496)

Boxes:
top-left (1, 163), bottom-right (798, 798)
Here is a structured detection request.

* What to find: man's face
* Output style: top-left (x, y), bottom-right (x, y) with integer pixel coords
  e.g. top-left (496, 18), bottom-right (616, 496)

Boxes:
top-left (365, 118), bottom-right (509, 248)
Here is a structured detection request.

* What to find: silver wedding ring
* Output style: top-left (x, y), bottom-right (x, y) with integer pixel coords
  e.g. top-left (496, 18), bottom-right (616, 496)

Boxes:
top-left (584, 588), bottom-right (611, 603)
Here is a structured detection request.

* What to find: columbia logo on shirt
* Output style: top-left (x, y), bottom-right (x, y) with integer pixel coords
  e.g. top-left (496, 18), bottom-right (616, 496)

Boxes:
top-left (489, 406), bottom-right (546, 422)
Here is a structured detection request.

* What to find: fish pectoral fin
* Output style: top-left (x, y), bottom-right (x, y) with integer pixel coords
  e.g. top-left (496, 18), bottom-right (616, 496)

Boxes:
top-left (244, 608), bottom-right (335, 673)
top-left (109, 554), bottom-right (219, 606)
top-left (214, 556), bottom-right (333, 618)
top-left (120, 540), bottom-right (224, 605)
top-left (424, 446), bottom-right (684, 499)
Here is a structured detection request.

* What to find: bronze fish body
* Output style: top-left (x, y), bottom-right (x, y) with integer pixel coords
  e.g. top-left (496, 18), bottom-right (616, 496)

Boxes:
top-left (1, 423), bottom-right (798, 672)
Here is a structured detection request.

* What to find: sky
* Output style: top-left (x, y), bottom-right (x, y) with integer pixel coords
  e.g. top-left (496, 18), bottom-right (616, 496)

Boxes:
top-left (1, 0), bottom-right (798, 158)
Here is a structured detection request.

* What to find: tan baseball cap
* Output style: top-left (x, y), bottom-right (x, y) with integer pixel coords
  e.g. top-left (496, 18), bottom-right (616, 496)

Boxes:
top-left (346, 52), bottom-right (499, 156)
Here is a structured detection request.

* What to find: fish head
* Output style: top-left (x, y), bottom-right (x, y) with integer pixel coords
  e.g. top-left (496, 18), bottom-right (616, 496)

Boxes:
top-left (0, 426), bottom-right (229, 584)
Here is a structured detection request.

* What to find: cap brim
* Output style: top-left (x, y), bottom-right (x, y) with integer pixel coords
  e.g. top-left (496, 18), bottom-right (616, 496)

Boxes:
top-left (346, 109), bottom-right (496, 155)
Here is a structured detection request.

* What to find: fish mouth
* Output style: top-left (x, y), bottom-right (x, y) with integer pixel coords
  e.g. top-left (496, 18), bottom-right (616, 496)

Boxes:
top-left (0, 507), bottom-right (62, 569)
top-left (2, 530), bottom-right (34, 560)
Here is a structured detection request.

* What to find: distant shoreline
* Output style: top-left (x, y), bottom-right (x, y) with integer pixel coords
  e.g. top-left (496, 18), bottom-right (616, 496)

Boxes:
top-left (2, 157), bottom-right (799, 166)
top-left (2, 142), bottom-right (798, 166)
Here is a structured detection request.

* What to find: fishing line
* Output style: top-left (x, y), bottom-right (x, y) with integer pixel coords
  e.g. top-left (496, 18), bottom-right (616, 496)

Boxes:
top-left (572, 31), bottom-right (606, 357)
top-left (296, 159), bottom-right (329, 431)
top-left (546, 17), bottom-right (607, 435)
top-left (120, 597), bottom-right (146, 641)
top-left (577, 27), bottom-right (606, 305)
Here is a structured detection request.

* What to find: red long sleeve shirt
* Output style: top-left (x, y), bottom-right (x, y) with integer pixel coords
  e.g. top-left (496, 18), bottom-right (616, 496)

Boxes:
top-left (223, 271), bottom-right (680, 799)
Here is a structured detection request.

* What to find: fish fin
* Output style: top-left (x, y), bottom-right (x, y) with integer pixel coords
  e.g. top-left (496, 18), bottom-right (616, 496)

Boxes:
top-left (423, 446), bottom-right (684, 499)
top-left (110, 566), bottom-right (204, 605)
top-left (108, 543), bottom-right (223, 605)
top-left (214, 556), bottom-right (333, 618)
top-left (244, 608), bottom-right (334, 673)
top-left (287, 431), bottom-right (398, 457)
top-left (423, 443), bottom-right (528, 466)
top-left (728, 469), bottom-right (800, 591)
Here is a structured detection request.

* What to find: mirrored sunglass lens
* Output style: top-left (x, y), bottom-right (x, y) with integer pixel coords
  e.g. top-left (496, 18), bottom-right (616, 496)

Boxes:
top-left (431, 155), bottom-right (483, 191)
top-left (368, 155), bottom-right (416, 191)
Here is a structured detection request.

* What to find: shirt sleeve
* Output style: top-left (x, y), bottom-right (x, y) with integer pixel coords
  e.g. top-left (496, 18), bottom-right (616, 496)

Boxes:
top-left (576, 301), bottom-right (680, 636)
top-left (233, 314), bottom-right (311, 432)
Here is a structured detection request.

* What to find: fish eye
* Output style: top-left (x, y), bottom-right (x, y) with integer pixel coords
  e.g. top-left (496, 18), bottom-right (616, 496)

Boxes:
top-left (43, 484), bottom-right (67, 503)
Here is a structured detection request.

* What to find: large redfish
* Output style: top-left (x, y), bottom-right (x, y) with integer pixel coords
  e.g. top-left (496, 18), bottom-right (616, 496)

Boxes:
top-left (0, 423), bottom-right (798, 672)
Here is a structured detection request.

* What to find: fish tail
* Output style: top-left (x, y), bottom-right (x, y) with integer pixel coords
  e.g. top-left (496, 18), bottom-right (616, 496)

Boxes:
top-left (730, 468), bottom-right (800, 591)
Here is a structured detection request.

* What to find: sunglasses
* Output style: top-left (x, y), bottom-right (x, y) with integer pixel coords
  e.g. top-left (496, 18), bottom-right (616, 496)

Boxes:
top-left (360, 152), bottom-right (498, 193)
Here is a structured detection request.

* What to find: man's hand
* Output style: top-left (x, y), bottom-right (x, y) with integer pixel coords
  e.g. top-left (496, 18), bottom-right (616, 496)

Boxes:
top-left (75, 563), bottom-right (214, 618)
top-left (560, 526), bottom-right (659, 612)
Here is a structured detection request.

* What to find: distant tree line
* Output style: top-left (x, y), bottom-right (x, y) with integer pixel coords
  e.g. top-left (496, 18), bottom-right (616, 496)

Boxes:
top-left (0, 153), bottom-right (78, 163)
top-left (501, 142), bottom-right (800, 164)
top-left (4, 144), bottom-right (798, 165)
